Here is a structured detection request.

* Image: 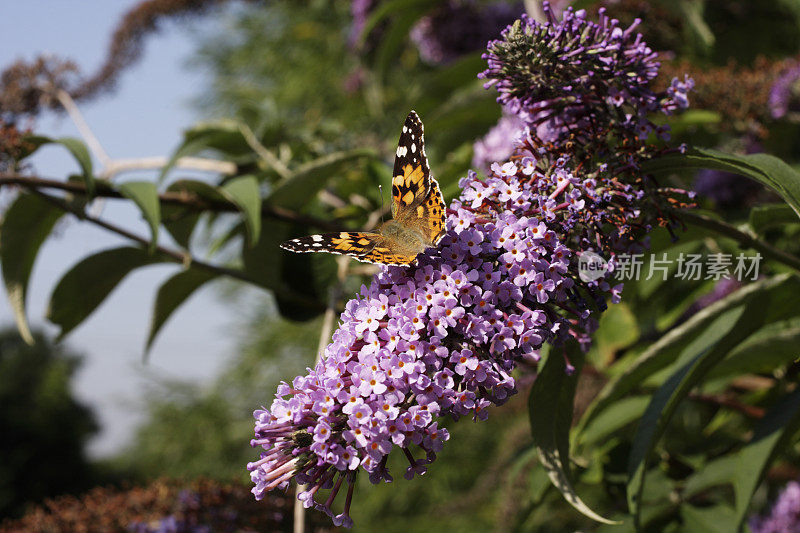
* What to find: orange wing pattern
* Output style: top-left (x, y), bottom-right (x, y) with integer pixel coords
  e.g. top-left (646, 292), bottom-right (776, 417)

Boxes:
top-left (418, 176), bottom-right (446, 245)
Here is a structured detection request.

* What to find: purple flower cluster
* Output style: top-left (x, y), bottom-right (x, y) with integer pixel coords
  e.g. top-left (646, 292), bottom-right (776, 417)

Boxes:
top-left (248, 140), bottom-right (641, 527)
top-left (410, 1), bottom-right (524, 65)
top-left (749, 481), bottom-right (800, 533)
top-left (679, 278), bottom-right (743, 322)
top-left (349, 0), bottom-right (380, 50)
top-left (768, 62), bottom-right (800, 120)
top-left (472, 109), bottom-right (525, 173)
top-left (693, 168), bottom-right (763, 209)
top-left (479, 2), bottom-right (693, 146)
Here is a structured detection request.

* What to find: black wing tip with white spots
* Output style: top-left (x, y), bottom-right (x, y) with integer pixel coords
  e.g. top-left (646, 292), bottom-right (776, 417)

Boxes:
top-left (393, 110), bottom-right (430, 179)
top-left (280, 235), bottom-right (327, 253)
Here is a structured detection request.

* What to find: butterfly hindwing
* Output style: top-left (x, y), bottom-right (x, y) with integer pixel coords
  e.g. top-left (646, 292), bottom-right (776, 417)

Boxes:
top-left (359, 246), bottom-right (419, 266)
top-left (419, 175), bottom-right (446, 245)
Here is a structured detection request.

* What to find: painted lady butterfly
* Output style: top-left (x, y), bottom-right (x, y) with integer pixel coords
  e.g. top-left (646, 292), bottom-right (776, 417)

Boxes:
top-left (280, 111), bottom-right (446, 266)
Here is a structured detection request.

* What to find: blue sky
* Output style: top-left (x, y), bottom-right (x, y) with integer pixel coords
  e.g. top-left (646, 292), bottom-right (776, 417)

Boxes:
top-left (1, 2), bottom-right (247, 456)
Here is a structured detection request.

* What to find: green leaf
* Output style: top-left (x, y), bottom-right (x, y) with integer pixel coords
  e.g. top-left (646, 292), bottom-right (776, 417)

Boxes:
top-left (529, 341), bottom-right (619, 525)
top-left (240, 220), bottom-right (329, 319)
top-left (117, 181), bottom-right (161, 252)
top-left (732, 388), bottom-right (800, 527)
top-left (27, 135), bottom-right (95, 195)
top-left (589, 303), bottom-right (640, 367)
top-left (160, 179), bottom-right (226, 249)
top-left (749, 203), bottom-right (799, 233)
top-left (577, 274), bottom-right (800, 436)
top-left (656, 109), bottom-right (721, 137)
top-left (576, 396), bottom-right (650, 449)
top-left (266, 149), bottom-right (375, 210)
top-left (682, 454), bottom-right (738, 498)
top-left (375, 6), bottom-right (428, 79)
top-left (145, 268), bottom-right (218, 358)
top-left (358, 0), bottom-right (431, 48)
top-left (680, 0), bottom-right (715, 50)
top-left (46, 247), bottom-right (166, 339)
top-left (708, 321), bottom-right (800, 380)
top-left (644, 147), bottom-right (800, 219)
top-left (241, 221), bottom-right (286, 291)
top-left (427, 84), bottom-right (502, 157)
top-left (422, 52), bottom-right (486, 101)
top-left (680, 503), bottom-right (737, 533)
top-left (626, 294), bottom-right (770, 526)
top-left (220, 175), bottom-right (261, 247)
top-left (161, 205), bottom-right (200, 249)
top-left (0, 194), bottom-right (65, 344)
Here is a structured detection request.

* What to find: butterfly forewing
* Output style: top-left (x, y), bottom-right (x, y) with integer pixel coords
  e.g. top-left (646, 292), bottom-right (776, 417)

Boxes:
top-left (391, 111), bottom-right (432, 216)
top-left (280, 232), bottom-right (417, 266)
top-left (280, 232), bottom-right (380, 257)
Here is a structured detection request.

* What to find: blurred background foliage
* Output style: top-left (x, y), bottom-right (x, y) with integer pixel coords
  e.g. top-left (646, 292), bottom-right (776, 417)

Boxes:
top-left (2, 0), bottom-right (800, 530)
top-left (0, 329), bottom-right (101, 518)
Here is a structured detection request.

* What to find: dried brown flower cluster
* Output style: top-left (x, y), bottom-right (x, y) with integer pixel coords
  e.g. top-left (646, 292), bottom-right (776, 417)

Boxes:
top-left (659, 58), bottom-right (794, 136)
top-left (0, 0), bottom-right (259, 119)
top-left (0, 477), bottom-right (331, 532)
top-left (0, 120), bottom-right (33, 173)
top-left (0, 57), bottom-right (80, 117)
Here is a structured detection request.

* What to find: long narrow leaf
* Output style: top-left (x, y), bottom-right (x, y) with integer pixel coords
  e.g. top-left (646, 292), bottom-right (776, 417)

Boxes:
top-left (732, 388), bottom-right (800, 527)
top-left (357, 0), bottom-right (431, 48)
top-left (145, 268), bottom-right (218, 358)
top-left (220, 175), bottom-right (262, 247)
top-left (158, 122), bottom-right (246, 182)
top-left (749, 203), bottom-right (799, 233)
top-left (46, 247), bottom-right (166, 339)
top-left (530, 342), bottom-right (619, 524)
top-left (644, 147), bottom-right (800, 219)
top-left (626, 295), bottom-right (770, 526)
top-left (27, 136), bottom-right (95, 195)
top-left (577, 274), bottom-right (799, 436)
top-left (0, 194), bottom-right (65, 344)
top-left (117, 181), bottom-right (161, 251)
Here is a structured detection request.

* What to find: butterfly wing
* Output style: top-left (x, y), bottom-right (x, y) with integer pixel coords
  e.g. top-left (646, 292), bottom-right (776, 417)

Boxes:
top-left (390, 111), bottom-right (446, 246)
top-left (418, 175), bottom-right (446, 245)
top-left (280, 232), bottom-right (417, 266)
top-left (391, 111), bottom-right (432, 218)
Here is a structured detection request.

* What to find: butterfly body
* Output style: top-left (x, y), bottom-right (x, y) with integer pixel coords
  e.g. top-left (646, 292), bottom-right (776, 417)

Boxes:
top-left (280, 111), bottom-right (446, 266)
top-left (379, 219), bottom-right (426, 251)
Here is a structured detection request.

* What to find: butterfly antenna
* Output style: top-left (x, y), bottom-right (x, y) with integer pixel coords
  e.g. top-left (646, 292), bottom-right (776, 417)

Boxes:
top-left (378, 184), bottom-right (385, 224)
